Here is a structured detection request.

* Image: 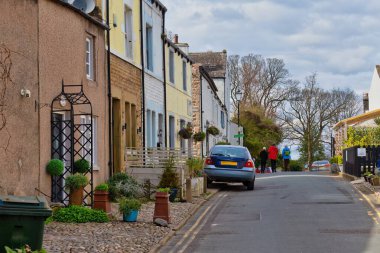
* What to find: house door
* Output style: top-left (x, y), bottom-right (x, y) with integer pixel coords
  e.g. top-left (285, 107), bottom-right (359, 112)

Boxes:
top-left (169, 116), bottom-right (175, 149)
top-left (113, 98), bottom-right (121, 172)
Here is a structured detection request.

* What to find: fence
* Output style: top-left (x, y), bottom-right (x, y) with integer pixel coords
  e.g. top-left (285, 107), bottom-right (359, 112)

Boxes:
top-left (343, 146), bottom-right (380, 177)
top-left (125, 148), bottom-right (192, 198)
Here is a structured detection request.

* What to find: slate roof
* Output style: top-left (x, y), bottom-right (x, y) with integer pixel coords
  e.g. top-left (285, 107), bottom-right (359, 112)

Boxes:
top-left (189, 50), bottom-right (227, 78)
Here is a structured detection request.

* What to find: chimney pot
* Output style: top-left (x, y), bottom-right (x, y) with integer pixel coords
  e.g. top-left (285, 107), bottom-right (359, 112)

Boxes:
top-left (174, 34), bottom-right (178, 44)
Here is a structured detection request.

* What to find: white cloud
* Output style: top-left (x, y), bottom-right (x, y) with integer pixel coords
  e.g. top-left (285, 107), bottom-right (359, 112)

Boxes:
top-left (162, 0), bottom-right (380, 93)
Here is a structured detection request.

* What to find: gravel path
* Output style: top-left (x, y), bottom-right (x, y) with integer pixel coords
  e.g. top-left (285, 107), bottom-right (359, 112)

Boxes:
top-left (43, 198), bottom-right (205, 253)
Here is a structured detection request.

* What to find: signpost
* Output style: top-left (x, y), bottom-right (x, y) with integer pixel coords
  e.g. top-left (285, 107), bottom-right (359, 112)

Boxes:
top-left (234, 134), bottom-right (244, 138)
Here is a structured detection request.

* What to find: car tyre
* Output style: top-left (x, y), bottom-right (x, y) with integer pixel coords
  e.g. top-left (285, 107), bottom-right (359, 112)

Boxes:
top-left (246, 180), bottom-right (254, 191)
top-left (207, 178), bottom-right (213, 188)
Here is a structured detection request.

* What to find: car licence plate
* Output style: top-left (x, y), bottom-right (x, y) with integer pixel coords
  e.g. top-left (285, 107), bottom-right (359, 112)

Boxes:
top-left (221, 161), bottom-right (237, 166)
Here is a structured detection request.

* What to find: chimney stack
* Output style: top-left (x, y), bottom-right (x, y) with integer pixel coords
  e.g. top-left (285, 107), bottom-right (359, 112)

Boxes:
top-left (363, 92), bottom-right (369, 113)
top-left (174, 34), bottom-right (178, 44)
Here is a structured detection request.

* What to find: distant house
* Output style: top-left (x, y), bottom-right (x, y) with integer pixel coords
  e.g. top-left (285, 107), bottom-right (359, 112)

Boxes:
top-left (368, 66), bottom-right (380, 111)
top-left (191, 64), bottom-right (227, 157)
top-left (165, 36), bottom-right (193, 150)
top-left (333, 65), bottom-right (380, 156)
top-left (0, 0), bottom-right (109, 202)
top-left (189, 51), bottom-right (231, 143)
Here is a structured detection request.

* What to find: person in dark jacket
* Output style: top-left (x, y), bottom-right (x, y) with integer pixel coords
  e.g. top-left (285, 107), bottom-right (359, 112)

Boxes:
top-left (259, 147), bottom-right (268, 173)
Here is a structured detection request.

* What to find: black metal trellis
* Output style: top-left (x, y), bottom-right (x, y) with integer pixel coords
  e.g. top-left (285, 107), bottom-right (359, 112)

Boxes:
top-left (51, 80), bottom-right (93, 207)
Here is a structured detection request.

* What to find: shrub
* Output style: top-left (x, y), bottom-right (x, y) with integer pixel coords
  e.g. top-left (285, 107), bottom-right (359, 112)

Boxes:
top-left (193, 132), bottom-right (206, 142)
top-left (74, 158), bottom-right (90, 173)
top-left (289, 160), bottom-right (303, 171)
top-left (95, 183), bottom-right (109, 192)
top-left (46, 159), bottom-right (64, 176)
top-left (206, 126), bottom-right (220, 136)
top-left (52, 205), bottom-right (109, 223)
top-left (216, 141), bottom-right (230, 145)
top-left (107, 173), bottom-right (143, 201)
top-left (186, 158), bottom-right (204, 177)
top-left (118, 198), bottom-right (142, 215)
top-left (65, 173), bottom-right (88, 190)
top-left (4, 246), bottom-right (47, 253)
top-left (158, 157), bottom-right (180, 189)
top-left (156, 187), bottom-right (170, 193)
top-left (330, 155), bottom-right (343, 165)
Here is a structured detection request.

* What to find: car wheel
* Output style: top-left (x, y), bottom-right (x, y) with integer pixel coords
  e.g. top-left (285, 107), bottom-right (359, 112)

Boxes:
top-left (246, 180), bottom-right (254, 191)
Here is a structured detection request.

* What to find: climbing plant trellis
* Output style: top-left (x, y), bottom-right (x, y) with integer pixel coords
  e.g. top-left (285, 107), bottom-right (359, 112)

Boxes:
top-left (51, 80), bottom-right (93, 206)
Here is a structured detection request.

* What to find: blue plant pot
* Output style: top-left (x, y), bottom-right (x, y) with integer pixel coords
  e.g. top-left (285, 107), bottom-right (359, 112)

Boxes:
top-left (169, 188), bottom-right (178, 202)
top-left (123, 210), bottom-right (139, 222)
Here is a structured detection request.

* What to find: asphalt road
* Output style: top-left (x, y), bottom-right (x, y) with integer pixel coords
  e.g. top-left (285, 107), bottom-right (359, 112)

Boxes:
top-left (159, 172), bottom-right (380, 253)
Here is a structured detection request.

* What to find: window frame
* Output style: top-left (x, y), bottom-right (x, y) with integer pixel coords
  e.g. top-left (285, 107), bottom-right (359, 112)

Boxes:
top-left (182, 61), bottom-right (187, 91)
top-left (85, 36), bottom-right (94, 80)
top-left (169, 49), bottom-right (175, 84)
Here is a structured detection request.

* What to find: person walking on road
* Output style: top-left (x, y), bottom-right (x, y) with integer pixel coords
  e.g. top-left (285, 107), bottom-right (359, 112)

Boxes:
top-left (259, 147), bottom-right (268, 174)
top-left (282, 145), bottom-right (291, 171)
top-left (268, 144), bottom-right (279, 173)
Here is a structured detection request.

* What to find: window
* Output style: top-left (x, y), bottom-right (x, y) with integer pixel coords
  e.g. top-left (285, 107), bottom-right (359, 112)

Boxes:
top-left (221, 111), bottom-right (225, 129)
top-left (146, 24), bottom-right (153, 71)
top-left (180, 119), bottom-right (186, 151)
top-left (85, 36), bottom-right (94, 80)
top-left (80, 116), bottom-right (98, 166)
top-left (182, 61), bottom-right (187, 91)
top-left (169, 116), bottom-right (175, 148)
top-left (169, 50), bottom-right (175, 83)
top-left (124, 6), bottom-right (133, 59)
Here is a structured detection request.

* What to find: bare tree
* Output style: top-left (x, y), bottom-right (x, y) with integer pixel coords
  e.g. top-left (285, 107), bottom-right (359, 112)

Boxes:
top-left (228, 54), bottom-right (297, 118)
top-left (279, 74), bottom-right (358, 167)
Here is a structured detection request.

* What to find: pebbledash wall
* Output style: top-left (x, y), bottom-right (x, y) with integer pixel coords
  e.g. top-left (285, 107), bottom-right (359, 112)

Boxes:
top-left (0, 0), bottom-right (109, 196)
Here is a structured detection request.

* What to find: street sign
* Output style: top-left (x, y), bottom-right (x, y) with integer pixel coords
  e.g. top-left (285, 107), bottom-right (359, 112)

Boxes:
top-left (357, 148), bottom-right (366, 157)
top-left (234, 134), bottom-right (244, 138)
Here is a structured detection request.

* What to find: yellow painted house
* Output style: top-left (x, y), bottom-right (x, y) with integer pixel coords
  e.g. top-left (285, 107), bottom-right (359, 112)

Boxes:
top-left (165, 37), bottom-right (193, 149)
top-left (103, 0), bottom-right (143, 172)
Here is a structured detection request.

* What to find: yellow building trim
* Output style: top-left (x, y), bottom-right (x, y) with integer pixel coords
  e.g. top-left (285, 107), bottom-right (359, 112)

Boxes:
top-left (334, 109), bottom-right (380, 129)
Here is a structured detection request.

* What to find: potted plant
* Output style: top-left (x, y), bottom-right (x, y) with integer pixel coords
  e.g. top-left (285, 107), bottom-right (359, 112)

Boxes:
top-left (119, 198), bottom-right (142, 222)
top-left (65, 173), bottom-right (88, 206)
top-left (178, 124), bottom-right (193, 139)
top-left (371, 175), bottom-right (380, 186)
top-left (153, 188), bottom-right (170, 223)
top-left (94, 183), bottom-right (111, 213)
top-left (46, 159), bottom-right (64, 176)
top-left (73, 158), bottom-right (90, 173)
top-left (206, 125), bottom-right (220, 136)
top-left (158, 157), bottom-right (180, 202)
top-left (193, 131), bottom-right (206, 142)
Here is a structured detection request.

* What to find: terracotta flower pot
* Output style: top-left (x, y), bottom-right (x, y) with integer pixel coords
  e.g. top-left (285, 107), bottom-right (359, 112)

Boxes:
top-left (93, 190), bottom-right (111, 213)
top-left (153, 192), bottom-right (170, 223)
top-left (69, 187), bottom-right (84, 206)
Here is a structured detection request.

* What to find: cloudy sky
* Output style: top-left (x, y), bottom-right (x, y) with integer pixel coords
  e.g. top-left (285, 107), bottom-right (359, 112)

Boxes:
top-left (162, 0), bottom-right (380, 94)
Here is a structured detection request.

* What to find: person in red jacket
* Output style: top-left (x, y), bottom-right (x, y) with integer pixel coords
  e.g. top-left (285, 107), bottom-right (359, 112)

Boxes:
top-left (268, 144), bottom-right (279, 173)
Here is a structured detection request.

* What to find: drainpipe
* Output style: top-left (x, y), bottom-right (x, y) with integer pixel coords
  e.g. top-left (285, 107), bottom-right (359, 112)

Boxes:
top-left (106, 0), bottom-right (113, 176)
top-left (162, 10), bottom-right (167, 147)
top-left (140, 0), bottom-right (146, 148)
top-left (200, 71), bottom-right (203, 157)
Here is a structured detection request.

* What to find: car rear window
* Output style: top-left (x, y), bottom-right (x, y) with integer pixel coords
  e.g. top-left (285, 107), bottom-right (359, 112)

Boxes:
top-left (210, 146), bottom-right (248, 158)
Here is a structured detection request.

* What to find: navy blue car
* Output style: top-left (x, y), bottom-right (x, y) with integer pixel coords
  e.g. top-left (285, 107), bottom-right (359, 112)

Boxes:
top-left (204, 145), bottom-right (256, 190)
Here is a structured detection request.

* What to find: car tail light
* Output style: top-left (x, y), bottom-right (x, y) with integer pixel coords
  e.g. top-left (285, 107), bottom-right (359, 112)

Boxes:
top-left (205, 157), bottom-right (214, 165)
top-left (244, 159), bottom-right (254, 168)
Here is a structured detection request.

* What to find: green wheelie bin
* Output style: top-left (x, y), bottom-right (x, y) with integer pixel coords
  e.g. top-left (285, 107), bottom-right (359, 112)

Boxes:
top-left (0, 195), bottom-right (52, 252)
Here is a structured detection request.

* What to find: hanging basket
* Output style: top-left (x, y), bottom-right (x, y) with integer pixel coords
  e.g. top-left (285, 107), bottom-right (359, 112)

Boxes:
top-left (193, 132), bottom-right (206, 142)
top-left (206, 126), bottom-right (220, 136)
top-left (178, 128), bottom-right (193, 139)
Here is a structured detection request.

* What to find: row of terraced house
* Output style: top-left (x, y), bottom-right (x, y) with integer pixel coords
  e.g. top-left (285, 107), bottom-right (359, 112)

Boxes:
top-left (0, 0), bottom-right (236, 203)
